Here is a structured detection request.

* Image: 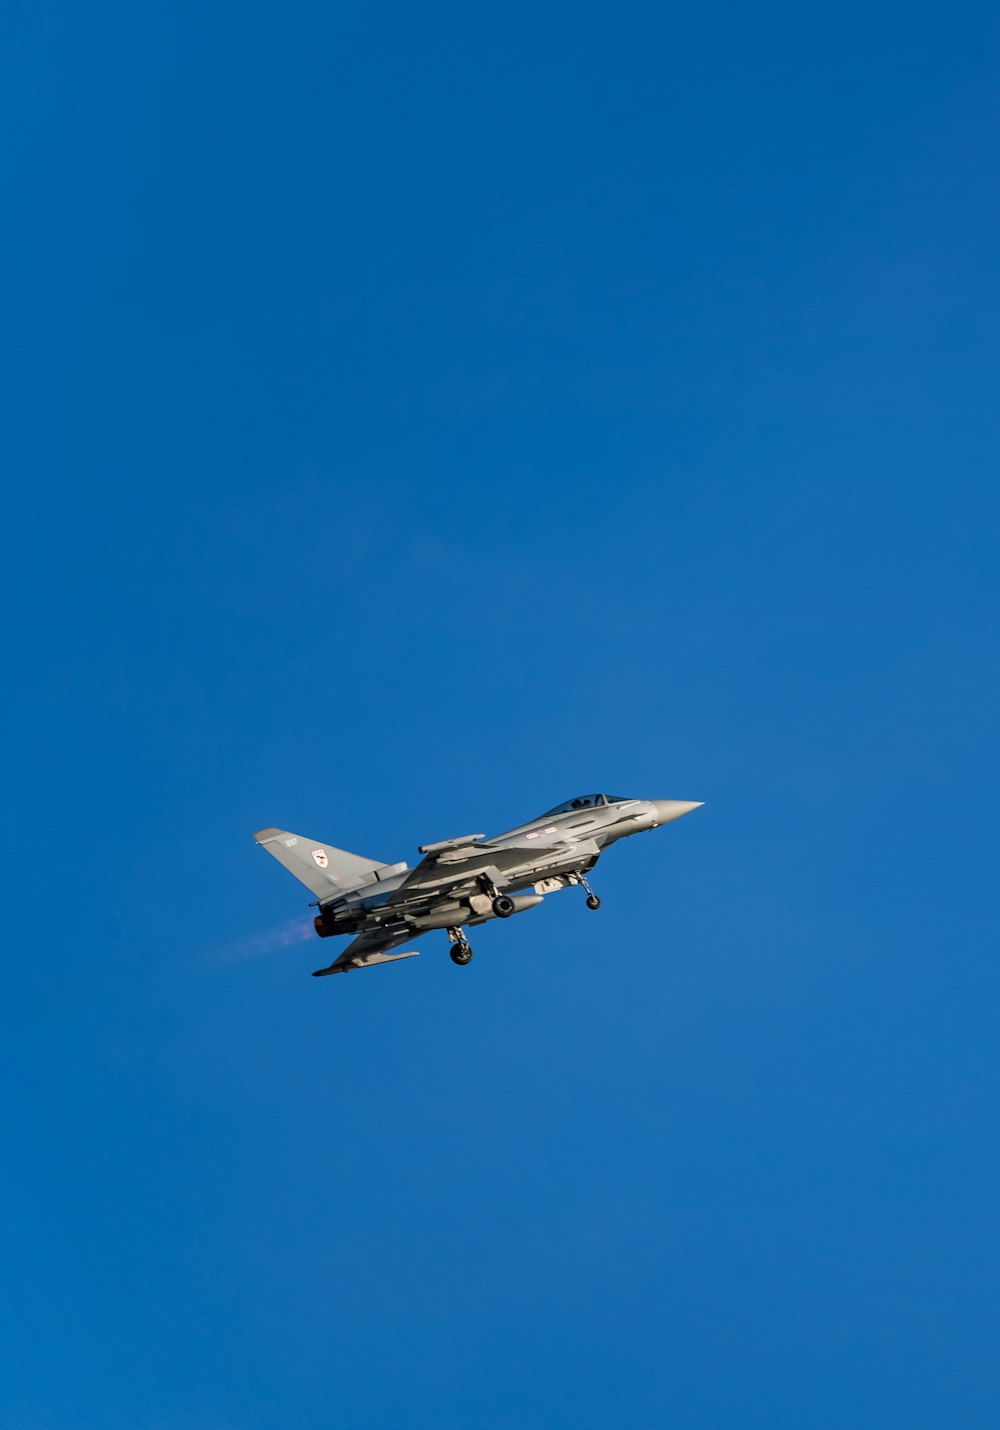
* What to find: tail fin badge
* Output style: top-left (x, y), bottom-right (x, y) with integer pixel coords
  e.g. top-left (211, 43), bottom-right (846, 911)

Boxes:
top-left (311, 849), bottom-right (329, 868)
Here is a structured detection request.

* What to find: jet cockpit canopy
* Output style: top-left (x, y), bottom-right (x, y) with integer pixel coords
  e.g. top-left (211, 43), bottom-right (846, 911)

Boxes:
top-left (541, 794), bottom-right (633, 815)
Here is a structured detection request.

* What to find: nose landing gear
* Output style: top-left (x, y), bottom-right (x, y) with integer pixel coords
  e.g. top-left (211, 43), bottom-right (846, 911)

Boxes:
top-left (578, 874), bottom-right (601, 910)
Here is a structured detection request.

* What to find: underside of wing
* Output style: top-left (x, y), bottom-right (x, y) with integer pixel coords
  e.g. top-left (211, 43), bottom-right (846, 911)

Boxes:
top-left (394, 837), bottom-right (602, 903)
top-left (399, 842), bottom-right (539, 896)
top-left (312, 927), bottom-right (421, 977)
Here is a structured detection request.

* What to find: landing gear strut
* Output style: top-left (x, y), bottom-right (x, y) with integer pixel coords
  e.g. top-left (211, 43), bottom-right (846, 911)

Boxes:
top-left (578, 873), bottom-right (601, 910)
top-left (477, 873), bottom-right (515, 919)
top-left (448, 928), bottom-right (474, 966)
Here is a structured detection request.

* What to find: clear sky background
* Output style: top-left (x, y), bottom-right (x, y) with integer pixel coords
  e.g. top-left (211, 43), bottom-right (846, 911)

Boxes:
top-left (3, 2), bottom-right (999, 1426)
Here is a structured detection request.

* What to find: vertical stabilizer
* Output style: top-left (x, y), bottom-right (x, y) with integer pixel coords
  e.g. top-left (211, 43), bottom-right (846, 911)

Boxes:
top-left (254, 828), bottom-right (385, 898)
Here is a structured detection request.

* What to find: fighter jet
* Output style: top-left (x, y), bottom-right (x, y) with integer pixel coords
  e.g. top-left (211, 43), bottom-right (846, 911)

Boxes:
top-left (254, 794), bottom-right (702, 977)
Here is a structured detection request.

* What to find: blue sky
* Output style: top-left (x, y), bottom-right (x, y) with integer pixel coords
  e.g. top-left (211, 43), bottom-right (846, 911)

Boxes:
top-left (3, 2), bottom-right (999, 1426)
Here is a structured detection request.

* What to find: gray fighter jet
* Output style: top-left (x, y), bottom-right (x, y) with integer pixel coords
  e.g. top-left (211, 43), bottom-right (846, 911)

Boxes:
top-left (254, 795), bottom-right (702, 977)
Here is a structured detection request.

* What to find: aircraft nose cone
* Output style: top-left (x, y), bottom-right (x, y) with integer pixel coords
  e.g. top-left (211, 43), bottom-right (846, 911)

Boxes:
top-left (651, 799), bottom-right (704, 825)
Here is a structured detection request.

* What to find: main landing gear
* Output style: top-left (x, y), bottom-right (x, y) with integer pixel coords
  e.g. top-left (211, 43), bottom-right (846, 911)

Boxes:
top-left (477, 873), bottom-right (516, 919)
top-left (448, 928), bottom-right (473, 966)
top-left (578, 873), bottom-right (601, 911)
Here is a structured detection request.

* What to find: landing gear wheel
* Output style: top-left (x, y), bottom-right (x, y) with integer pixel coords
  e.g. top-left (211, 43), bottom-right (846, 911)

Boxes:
top-left (450, 943), bottom-right (473, 966)
top-left (492, 895), bottom-right (516, 918)
top-left (586, 894), bottom-right (602, 910)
